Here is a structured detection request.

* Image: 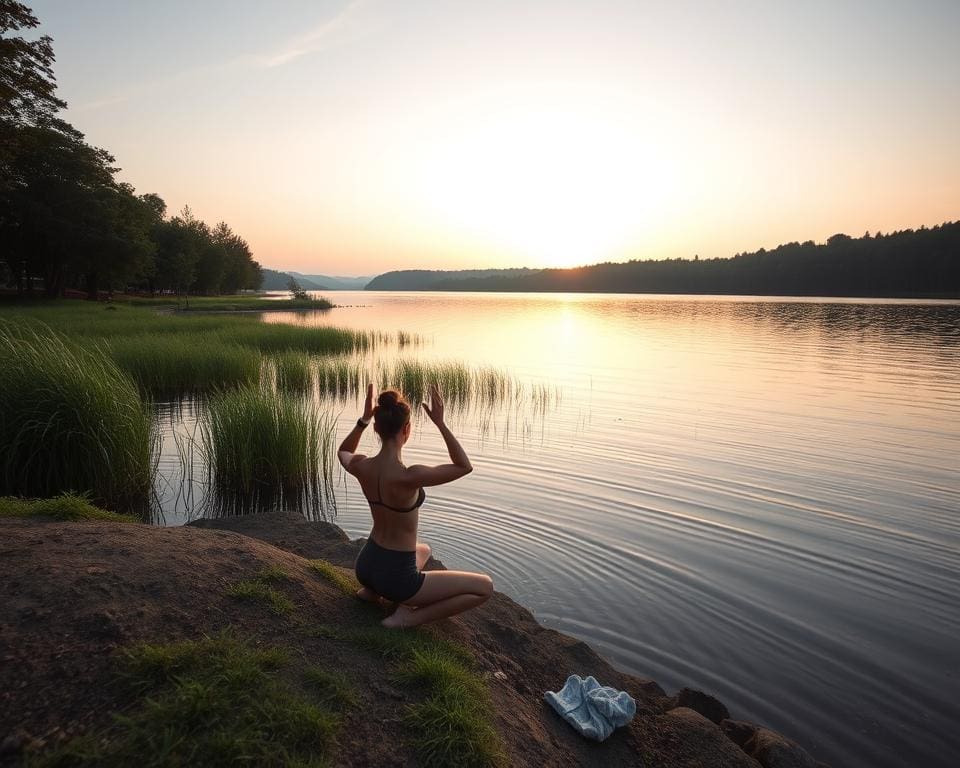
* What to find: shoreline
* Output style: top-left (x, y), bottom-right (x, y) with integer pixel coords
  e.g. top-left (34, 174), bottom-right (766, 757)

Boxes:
top-left (1, 510), bottom-right (828, 767)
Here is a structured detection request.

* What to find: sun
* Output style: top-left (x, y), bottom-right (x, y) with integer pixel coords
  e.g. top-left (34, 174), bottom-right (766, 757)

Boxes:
top-left (412, 100), bottom-right (677, 269)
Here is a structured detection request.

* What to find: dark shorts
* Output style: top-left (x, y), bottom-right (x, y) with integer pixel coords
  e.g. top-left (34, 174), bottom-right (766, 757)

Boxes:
top-left (354, 537), bottom-right (426, 603)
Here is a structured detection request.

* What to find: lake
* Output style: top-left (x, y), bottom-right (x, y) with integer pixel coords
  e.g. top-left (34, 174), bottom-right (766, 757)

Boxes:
top-left (156, 292), bottom-right (960, 768)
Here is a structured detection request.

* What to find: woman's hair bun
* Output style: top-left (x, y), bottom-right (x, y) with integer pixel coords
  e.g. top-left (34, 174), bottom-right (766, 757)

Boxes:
top-left (377, 390), bottom-right (400, 409)
top-left (373, 389), bottom-right (411, 439)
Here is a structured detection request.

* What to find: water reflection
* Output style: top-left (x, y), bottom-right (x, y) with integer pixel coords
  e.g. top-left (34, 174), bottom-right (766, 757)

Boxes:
top-left (164, 293), bottom-right (959, 768)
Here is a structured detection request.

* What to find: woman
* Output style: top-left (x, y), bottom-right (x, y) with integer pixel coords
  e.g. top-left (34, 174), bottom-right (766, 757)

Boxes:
top-left (337, 383), bottom-right (493, 629)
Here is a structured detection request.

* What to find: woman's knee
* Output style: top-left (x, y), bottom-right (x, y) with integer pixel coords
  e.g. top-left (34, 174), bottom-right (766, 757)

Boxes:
top-left (478, 574), bottom-right (494, 600)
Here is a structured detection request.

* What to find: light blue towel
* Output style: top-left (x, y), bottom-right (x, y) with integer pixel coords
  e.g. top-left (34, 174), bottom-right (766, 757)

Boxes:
top-left (544, 674), bottom-right (637, 741)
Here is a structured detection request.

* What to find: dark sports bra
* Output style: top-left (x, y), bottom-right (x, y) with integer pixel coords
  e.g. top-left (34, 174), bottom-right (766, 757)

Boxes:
top-left (369, 472), bottom-right (426, 514)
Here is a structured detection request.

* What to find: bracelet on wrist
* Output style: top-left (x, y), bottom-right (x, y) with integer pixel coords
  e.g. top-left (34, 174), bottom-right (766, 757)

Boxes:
top-left (357, 417), bottom-right (370, 429)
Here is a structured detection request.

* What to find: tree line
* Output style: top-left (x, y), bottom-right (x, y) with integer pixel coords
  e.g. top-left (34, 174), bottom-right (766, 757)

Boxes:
top-left (370, 224), bottom-right (959, 298)
top-left (0, 1), bottom-right (263, 298)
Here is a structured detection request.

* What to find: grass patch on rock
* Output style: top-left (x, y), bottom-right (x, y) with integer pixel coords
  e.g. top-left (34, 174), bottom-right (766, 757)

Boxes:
top-left (29, 633), bottom-right (343, 767)
top-left (226, 567), bottom-right (296, 615)
top-left (313, 621), bottom-right (503, 767)
top-left (303, 666), bottom-right (358, 708)
top-left (309, 559), bottom-right (358, 597)
top-left (0, 493), bottom-right (137, 523)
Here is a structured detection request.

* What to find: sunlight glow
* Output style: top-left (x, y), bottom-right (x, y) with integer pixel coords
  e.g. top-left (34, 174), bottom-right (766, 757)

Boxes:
top-left (412, 98), bottom-right (682, 268)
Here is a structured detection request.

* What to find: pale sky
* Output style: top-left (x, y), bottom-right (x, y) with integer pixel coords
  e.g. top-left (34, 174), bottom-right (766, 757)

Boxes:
top-left (31, 0), bottom-right (960, 275)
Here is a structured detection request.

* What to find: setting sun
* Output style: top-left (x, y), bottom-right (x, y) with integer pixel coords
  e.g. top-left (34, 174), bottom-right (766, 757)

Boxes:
top-left (408, 91), bottom-right (682, 268)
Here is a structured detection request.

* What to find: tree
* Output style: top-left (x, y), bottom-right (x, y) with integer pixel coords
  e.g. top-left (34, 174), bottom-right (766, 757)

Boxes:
top-left (0, 1), bottom-right (66, 124)
top-left (74, 182), bottom-right (158, 298)
top-left (0, 119), bottom-right (127, 296)
top-left (152, 207), bottom-right (202, 300)
top-left (213, 221), bottom-right (259, 294)
top-left (287, 276), bottom-right (309, 300)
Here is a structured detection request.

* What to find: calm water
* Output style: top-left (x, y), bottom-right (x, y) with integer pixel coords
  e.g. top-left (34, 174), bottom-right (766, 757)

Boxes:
top-left (157, 292), bottom-right (960, 768)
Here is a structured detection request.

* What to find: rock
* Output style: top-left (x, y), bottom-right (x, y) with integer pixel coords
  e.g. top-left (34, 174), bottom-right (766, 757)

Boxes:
top-left (745, 727), bottom-right (820, 768)
top-left (663, 708), bottom-right (760, 767)
top-left (86, 610), bottom-right (124, 639)
top-left (0, 728), bottom-right (41, 756)
top-left (721, 718), bottom-right (758, 748)
top-left (675, 686), bottom-right (731, 723)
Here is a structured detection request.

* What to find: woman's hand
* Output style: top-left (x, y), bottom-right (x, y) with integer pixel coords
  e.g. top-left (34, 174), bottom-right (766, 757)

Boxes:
top-left (421, 384), bottom-right (444, 427)
top-left (362, 383), bottom-right (375, 422)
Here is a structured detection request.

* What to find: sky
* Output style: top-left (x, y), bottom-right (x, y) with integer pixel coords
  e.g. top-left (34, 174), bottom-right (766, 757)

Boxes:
top-left (30, 0), bottom-right (960, 276)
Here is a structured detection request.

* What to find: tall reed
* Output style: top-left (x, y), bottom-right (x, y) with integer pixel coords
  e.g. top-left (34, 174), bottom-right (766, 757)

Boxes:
top-left (272, 351), bottom-right (314, 392)
top-left (315, 357), bottom-right (364, 398)
top-left (377, 360), bottom-right (512, 406)
top-left (199, 384), bottom-right (336, 518)
top-left (0, 324), bottom-right (154, 514)
top-left (108, 334), bottom-right (261, 396)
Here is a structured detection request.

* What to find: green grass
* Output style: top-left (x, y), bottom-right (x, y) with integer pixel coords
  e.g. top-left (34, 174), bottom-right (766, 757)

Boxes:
top-left (0, 493), bottom-right (137, 522)
top-left (303, 666), bottom-right (358, 708)
top-left (255, 564), bottom-right (293, 582)
top-left (309, 559), bottom-right (358, 596)
top-left (0, 324), bottom-right (155, 515)
top-left (0, 300), bottom-right (386, 354)
top-left (108, 335), bottom-right (261, 396)
top-left (200, 384), bottom-right (337, 518)
top-left (29, 633), bottom-right (342, 768)
top-left (273, 350), bottom-right (314, 392)
top-left (104, 294), bottom-right (334, 312)
top-left (313, 622), bottom-right (503, 767)
top-left (226, 567), bottom-right (296, 615)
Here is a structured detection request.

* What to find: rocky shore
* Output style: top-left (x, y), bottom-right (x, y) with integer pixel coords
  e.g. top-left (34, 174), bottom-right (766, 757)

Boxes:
top-left (0, 512), bottom-right (827, 767)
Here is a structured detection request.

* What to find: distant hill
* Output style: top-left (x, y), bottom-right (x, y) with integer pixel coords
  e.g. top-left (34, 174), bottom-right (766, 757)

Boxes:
top-left (260, 269), bottom-right (328, 291)
top-left (388, 223), bottom-right (960, 298)
top-left (289, 273), bottom-right (372, 290)
top-left (365, 268), bottom-right (540, 291)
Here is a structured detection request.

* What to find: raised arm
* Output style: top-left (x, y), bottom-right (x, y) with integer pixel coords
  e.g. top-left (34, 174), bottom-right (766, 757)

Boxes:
top-left (404, 385), bottom-right (473, 487)
top-left (337, 383), bottom-right (374, 474)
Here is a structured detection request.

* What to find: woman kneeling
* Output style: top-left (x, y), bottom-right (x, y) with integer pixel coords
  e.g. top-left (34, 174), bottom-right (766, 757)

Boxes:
top-left (337, 384), bottom-right (493, 629)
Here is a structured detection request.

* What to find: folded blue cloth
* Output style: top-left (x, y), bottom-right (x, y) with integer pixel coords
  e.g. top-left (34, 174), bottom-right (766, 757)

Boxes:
top-left (544, 674), bottom-right (637, 741)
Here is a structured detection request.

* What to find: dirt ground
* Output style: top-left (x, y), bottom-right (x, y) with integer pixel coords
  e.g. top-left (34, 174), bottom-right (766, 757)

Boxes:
top-left (1, 513), bottom-right (824, 767)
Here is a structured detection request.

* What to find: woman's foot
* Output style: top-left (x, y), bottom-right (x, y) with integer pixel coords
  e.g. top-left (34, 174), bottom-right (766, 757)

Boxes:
top-left (381, 604), bottom-right (417, 629)
top-left (356, 587), bottom-right (380, 603)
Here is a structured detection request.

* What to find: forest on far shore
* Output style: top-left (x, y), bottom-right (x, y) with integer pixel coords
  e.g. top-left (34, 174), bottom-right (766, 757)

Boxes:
top-left (368, 223), bottom-right (960, 298)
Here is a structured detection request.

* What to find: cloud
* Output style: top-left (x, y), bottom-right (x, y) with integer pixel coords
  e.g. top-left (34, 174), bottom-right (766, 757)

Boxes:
top-left (68, 2), bottom-right (377, 113)
top-left (257, 0), bottom-right (372, 69)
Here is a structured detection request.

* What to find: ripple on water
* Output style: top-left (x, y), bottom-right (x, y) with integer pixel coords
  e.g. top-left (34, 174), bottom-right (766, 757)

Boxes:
top-left (157, 294), bottom-right (960, 768)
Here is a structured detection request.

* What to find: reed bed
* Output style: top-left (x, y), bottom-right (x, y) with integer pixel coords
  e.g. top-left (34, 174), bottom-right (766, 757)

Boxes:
top-left (0, 324), bottom-right (154, 514)
top-left (108, 334), bottom-right (261, 396)
top-left (272, 351), bottom-right (314, 392)
top-left (315, 357), bottom-right (365, 398)
top-left (199, 384), bottom-right (336, 518)
top-left (376, 359), bottom-right (516, 407)
top-left (0, 302), bottom-right (381, 353)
